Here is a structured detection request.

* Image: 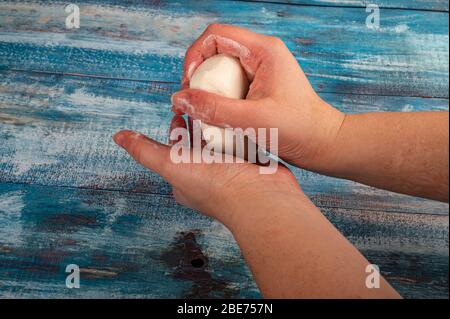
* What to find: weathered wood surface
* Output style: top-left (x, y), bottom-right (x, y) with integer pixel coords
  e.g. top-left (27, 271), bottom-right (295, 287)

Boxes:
top-left (0, 0), bottom-right (448, 298)
top-left (0, 1), bottom-right (448, 98)
top-left (0, 182), bottom-right (448, 298)
top-left (0, 69), bottom-right (448, 214)
top-left (243, 0), bottom-right (449, 11)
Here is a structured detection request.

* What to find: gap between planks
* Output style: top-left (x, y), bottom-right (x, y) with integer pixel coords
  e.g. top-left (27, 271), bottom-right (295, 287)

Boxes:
top-left (8, 68), bottom-right (450, 101)
top-left (236, 0), bottom-right (450, 13)
top-left (0, 179), bottom-right (447, 217)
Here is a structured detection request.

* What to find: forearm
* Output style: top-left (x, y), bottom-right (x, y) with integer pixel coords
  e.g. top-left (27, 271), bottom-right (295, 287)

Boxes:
top-left (311, 111), bottom-right (449, 202)
top-left (221, 191), bottom-right (400, 298)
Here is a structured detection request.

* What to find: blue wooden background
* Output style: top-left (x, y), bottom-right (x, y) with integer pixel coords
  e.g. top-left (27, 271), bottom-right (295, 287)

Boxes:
top-left (0, 0), bottom-right (448, 298)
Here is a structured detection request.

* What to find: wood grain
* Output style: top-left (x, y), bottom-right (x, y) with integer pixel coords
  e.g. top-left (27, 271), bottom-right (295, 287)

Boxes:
top-left (0, 182), bottom-right (447, 298)
top-left (242, 0), bottom-right (449, 11)
top-left (0, 182), bottom-right (257, 298)
top-left (0, 0), bottom-right (448, 299)
top-left (0, 69), bottom-right (448, 215)
top-left (0, 1), bottom-right (448, 98)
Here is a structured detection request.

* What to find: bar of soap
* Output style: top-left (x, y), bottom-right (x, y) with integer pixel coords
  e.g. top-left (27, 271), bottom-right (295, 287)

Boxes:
top-left (189, 53), bottom-right (249, 153)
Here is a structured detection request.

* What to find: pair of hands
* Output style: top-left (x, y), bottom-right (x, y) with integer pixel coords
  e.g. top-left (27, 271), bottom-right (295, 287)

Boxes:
top-left (113, 24), bottom-right (343, 226)
top-left (112, 23), bottom-right (446, 298)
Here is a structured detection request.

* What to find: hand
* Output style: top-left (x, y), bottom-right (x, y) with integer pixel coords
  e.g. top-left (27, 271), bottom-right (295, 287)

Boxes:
top-left (113, 115), bottom-right (303, 227)
top-left (171, 23), bottom-right (345, 170)
top-left (112, 25), bottom-right (405, 299)
top-left (113, 119), bottom-right (401, 299)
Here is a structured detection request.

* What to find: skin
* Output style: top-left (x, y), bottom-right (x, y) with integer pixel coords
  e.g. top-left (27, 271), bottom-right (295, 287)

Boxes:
top-left (114, 24), bottom-right (448, 298)
top-left (172, 24), bottom-right (449, 202)
top-left (113, 125), bottom-right (400, 299)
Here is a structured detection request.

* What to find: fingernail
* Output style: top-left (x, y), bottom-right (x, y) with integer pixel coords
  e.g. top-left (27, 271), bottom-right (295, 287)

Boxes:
top-left (113, 132), bottom-right (126, 147)
top-left (171, 105), bottom-right (185, 115)
top-left (171, 92), bottom-right (189, 112)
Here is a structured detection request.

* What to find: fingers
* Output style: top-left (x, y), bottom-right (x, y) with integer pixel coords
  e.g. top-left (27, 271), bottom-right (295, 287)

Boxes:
top-left (182, 24), bottom-right (268, 87)
top-left (182, 49), bottom-right (203, 89)
top-left (169, 115), bottom-right (188, 146)
top-left (113, 130), bottom-right (174, 182)
top-left (167, 117), bottom-right (192, 207)
top-left (172, 88), bottom-right (267, 129)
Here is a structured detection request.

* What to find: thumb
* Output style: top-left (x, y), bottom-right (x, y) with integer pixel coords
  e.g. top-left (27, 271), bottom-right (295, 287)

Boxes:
top-left (113, 130), bottom-right (178, 184)
top-left (171, 88), bottom-right (265, 129)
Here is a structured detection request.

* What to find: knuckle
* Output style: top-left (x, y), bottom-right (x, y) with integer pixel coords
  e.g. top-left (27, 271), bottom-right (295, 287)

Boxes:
top-left (184, 45), bottom-right (194, 60)
top-left (267, 36), bottom-right (284, 47)
top-left (134, 148), bottom-right (144, 164)
top-left (191, 92), bottom-right (218, 123)
top-left (206, 23), bottom-right (223, 33)
top-left (185, 43), bottom-right (199, 57)
top-left (128, 134), bottom-right (145, 163)
top-left (208, 96), bottom-right (218, 123)
top-left (190, 91), bottom-right (203, 108)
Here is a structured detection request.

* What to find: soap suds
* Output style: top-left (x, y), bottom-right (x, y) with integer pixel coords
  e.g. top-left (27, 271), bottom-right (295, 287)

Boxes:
top-left (201, 35), bottom-right (255, 78)
top-left (176, 97), bottom-right (198, 118)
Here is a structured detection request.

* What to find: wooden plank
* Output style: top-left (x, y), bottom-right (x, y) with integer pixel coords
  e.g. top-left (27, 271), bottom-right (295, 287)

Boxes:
top-left (0, 182), bottom-right (447, 298)
top-left (322, 207), bottom-right (449, 299)
top-left (25, 0), bottom-right (449, 12)
top-left (0, 1), bottom-right (448, 98)
top-left (0, 1), bottom-right (448, 299)
top-left (241, 0), bottom-right (449, 12)
top-left (0, 69), bottom-right (448, 215)
top-left (0, 182), bottom-right (258, 298)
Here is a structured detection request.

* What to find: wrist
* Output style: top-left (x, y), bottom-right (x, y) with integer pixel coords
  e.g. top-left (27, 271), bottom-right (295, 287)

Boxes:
top-left (297, 98), bottom-right (347, 173)
top-left (214, 187), bottom-right (310, 233)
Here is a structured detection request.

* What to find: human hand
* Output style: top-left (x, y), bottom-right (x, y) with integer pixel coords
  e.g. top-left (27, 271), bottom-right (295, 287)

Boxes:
top-left (171, 24), bottom-right (345, 171)
top-left (113, 118), bottom-right (401, 300)
top-left (113, 115), bottom-right (303, 227)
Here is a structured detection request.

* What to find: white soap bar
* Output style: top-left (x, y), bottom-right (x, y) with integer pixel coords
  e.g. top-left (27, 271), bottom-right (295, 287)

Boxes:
top-left (189, 54), bottom-right (249, 153)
